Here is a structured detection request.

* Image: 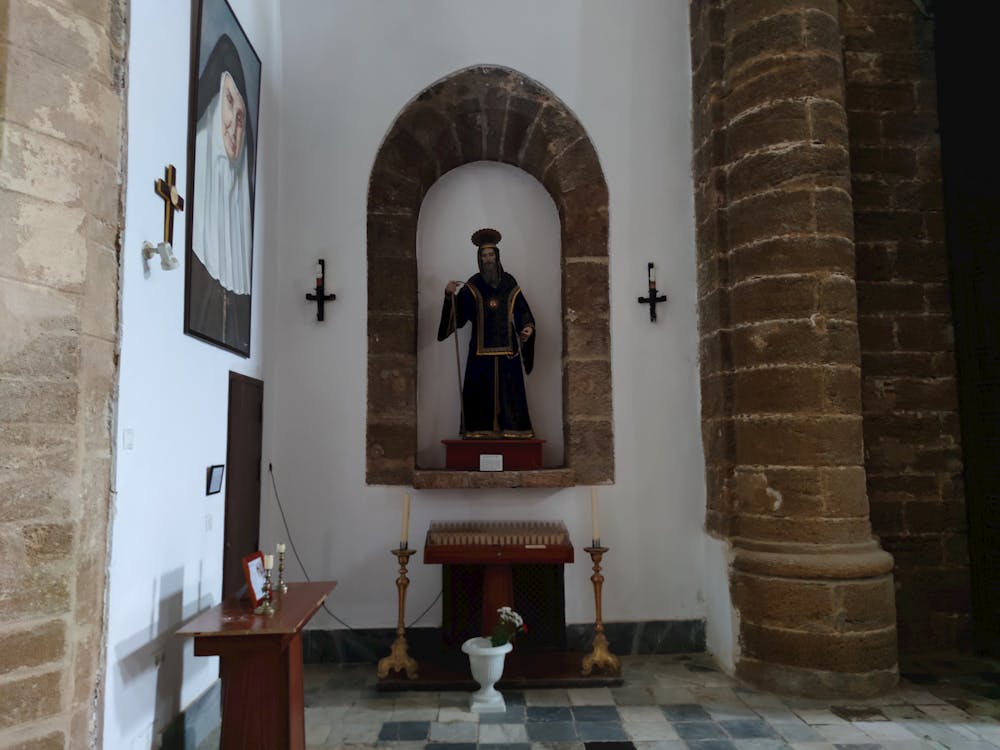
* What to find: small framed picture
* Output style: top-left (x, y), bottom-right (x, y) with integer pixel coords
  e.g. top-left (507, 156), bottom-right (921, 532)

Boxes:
top-left (206, 464), bottom-right (225, 495)
top-left (241, 551), bottom-right (266, 607)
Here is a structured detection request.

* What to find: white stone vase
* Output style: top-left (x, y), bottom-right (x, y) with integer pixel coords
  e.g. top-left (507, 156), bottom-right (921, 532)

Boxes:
top-left (461, 636), bottom-right (512, 713)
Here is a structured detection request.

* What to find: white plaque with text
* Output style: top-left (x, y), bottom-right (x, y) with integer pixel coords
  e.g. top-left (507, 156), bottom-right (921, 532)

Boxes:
top-left (479, 454), bottom-right (503, 471)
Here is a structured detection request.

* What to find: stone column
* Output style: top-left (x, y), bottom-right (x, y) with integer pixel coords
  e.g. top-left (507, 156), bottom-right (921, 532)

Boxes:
top-left (0, 0), bottom-right (126, 744)
top-left (692, 0), bottom-right (898, 695)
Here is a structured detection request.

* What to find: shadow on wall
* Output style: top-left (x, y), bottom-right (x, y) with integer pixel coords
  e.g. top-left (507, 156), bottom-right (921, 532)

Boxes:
top-left (112, 568), bottom-right (216, 744)
top-left (154, 570), bottom-right (185, 741)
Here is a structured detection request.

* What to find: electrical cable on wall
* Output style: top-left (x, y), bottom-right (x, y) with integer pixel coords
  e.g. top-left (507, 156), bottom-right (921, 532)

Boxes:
top-left (267, 463), bottom-right (440, 629)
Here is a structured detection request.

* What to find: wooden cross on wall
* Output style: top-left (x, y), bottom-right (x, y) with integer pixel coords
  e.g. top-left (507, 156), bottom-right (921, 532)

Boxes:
top-left (154, 164), bottom-right (184, 245)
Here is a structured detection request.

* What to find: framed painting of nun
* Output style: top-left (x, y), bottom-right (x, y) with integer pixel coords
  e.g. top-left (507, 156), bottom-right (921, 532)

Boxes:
top-left (184, 0), bottom-right (261, 357)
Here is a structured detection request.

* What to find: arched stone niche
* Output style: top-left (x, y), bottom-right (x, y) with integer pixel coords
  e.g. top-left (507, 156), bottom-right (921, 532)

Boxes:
top-left (366, 65), bottom-right (612, 488)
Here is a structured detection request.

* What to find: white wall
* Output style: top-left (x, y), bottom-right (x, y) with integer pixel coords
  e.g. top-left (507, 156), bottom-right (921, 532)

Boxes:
top-left (263, 0), bottom-right (726, 643)
top-left (704, 537), bottom-right (738, 672)
top-left (103, 1), bottom-right (280, 747)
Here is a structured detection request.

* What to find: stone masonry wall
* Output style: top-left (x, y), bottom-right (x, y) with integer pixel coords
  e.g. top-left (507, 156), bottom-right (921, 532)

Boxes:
top-left (691, 0), bottom-right (898, 696)
top-left (0, 0), bottom-right (126, 746)
top-left (841, 0), bottom-right (971, 652)
top-left (691, 0), bottom-right (732, 537)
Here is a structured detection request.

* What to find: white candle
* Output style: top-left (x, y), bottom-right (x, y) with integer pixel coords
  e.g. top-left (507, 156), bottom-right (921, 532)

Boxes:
top-left (263, 554), bottom-right (274, 570)
top-left (400, 492), bottom-right (411, 548)
top-left (590, 487), bottom-right (600, 544)
top-left (649, 263), bottom-right (656, 284)
top-left (276, 543), bottom-right (285, 554)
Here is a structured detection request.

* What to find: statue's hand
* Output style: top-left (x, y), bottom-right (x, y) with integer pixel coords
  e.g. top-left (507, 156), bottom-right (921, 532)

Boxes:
top-left (445, 280), bottom-right (460, 296)
top-left (519, 325), bottom-right (534, 342)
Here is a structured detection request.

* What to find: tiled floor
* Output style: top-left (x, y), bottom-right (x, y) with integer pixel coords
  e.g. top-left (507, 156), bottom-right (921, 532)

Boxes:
top-left (199, 653), bottom-right (1000, 749)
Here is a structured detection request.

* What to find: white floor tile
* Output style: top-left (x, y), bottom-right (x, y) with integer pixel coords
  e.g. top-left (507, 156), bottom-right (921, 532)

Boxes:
top-left (478, 722), bottom-right (530, 743)
top-left (524, 689), bottom-right (571, 706)
top-left (623, 720), bottom-right (680, 741)
top-left (619, 705), bottom-right (671, 722)
top-left (568, 687), bottom-right (616, 705)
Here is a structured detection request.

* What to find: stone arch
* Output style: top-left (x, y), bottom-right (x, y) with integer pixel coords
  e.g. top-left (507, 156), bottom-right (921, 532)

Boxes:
top-left (366, 65), bottom-right (612, 487)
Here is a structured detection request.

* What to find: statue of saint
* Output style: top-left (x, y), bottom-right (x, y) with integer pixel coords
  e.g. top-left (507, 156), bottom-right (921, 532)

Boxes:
top-left (437, 228), bottom-right (536, 438)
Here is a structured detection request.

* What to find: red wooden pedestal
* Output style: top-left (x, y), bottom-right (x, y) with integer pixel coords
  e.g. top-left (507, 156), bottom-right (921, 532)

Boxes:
top-left (443, 439), bottom-right (544, 470)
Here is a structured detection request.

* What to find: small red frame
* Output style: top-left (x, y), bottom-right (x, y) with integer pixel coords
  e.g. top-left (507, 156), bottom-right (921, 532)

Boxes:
top-left (241, 551), bottom-right (266, 607)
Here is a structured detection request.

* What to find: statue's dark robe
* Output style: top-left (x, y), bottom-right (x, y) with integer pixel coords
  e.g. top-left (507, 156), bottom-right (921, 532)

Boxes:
top-left (437, 273), bottom-right (536, 438)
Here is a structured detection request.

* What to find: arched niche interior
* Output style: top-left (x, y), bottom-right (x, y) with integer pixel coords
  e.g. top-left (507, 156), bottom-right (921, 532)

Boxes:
top-left (416, 162), bottom-right (564, 470)
top-left (366, 65), bottom-right (613, 488)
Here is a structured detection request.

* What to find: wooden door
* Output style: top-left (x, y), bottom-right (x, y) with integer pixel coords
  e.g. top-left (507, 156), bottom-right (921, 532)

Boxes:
top-left (936, 6), bottom-right (1000, 654)
top-left (222, 372), bottom-right (264, 600)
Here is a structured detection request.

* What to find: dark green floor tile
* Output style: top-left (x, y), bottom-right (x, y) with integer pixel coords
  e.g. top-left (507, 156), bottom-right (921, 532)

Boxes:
top-left (672, 721), bottom-right (727, 740)
top-left (526, 721), bottom-right (578, 742)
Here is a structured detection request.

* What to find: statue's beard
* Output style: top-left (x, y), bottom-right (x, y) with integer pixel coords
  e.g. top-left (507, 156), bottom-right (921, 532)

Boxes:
top-left (481, 261), bottom-right (501, 288)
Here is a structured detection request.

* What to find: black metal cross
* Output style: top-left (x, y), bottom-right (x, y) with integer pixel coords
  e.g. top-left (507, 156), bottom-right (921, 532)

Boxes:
top-left (306, 259), bottom-right (336, 321)
top-left (638, 262), bottom-right (667, 322)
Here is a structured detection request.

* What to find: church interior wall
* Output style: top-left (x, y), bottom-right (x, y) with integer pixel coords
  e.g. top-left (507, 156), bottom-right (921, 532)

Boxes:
top-left (263, 0), bottom-right (722, 647)
top-left (0, 0), bottom-right (976, 745)
top-left (101, 1), bottom-right (281, 747)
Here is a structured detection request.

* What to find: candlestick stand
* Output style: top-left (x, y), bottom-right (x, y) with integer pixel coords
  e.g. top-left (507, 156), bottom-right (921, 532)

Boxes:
top-left (277, 550), bottom-right (288, 594)
top-left (582, 546), bottom-right (620, 676)
top-left (377, 548), bottom-right (419, 679)
top-left (253, 568), bottom-right (276, 616)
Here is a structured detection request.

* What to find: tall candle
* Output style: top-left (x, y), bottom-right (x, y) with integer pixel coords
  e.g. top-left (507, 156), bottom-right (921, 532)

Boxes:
top-left (263, 554), bottom-right (274, 570)
top-left (590, 487), bottom-right (600, 544)
top-left (276, 543), bottom-right (285, 554)
top-left (400, 492), bottom-right (411, 548)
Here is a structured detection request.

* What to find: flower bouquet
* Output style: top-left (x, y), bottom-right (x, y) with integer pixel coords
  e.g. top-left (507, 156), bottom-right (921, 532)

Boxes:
top-left (491, 606), bottom-right (528, 647)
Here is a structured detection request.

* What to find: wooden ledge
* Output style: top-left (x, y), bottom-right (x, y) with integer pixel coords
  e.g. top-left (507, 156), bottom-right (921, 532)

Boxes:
top-left (412, 468), bottom-right (576, 489)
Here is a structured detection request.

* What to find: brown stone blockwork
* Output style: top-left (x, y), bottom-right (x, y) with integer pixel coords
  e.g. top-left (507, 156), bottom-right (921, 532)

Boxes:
top-left (366, 66), bottom-right (613, 487)
top-left (0, 0), bottom-right (126, 746)
top-left (841, 0), bottom-right (970, 651)
top-left (691, 0), bottom-right (898, 695)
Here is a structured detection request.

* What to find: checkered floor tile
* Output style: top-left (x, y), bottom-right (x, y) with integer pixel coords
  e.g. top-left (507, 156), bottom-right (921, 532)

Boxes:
top-left (196, 653), bottom-right (1000, 749)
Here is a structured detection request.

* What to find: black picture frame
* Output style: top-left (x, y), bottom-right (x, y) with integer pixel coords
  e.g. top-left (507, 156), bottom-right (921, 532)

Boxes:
top-left (206, 464), bottom-right (225, 495)
top-left (184, 0), bottom-right (262, 357)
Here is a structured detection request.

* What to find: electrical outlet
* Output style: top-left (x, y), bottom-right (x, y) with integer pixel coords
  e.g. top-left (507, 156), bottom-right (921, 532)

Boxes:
top-left (122, 428), bottom-right (134, 450)
top-left (204, 513), bottom-right (213, 532)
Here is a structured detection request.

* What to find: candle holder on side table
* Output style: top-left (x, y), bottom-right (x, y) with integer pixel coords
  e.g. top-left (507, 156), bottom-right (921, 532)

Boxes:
top-left (377, 548), bottom-right (419, 679)
top-left (277, 548), bottom-right (288, 594)
top-left (254, 567), bottom-right (276, 616)
top-left (582, 545), bottom-right (620, 675)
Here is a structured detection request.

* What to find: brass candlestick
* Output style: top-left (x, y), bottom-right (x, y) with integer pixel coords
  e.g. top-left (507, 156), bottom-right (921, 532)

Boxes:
top-left (377, 548), bottom-right (419, 679)
top-left (254, 567), bottom-right (276, 616)
top-left (582, 545), bottom-right (620, 675)
top-left (278, 550), bottom-right (288, 594)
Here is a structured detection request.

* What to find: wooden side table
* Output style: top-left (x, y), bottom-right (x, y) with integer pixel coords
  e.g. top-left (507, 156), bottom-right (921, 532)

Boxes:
top-left (177, 581), bottom-right (336, 750)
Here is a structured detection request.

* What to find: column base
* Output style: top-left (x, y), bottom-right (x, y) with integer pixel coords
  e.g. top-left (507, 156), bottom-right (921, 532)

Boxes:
top-left (737, 656), bottom-right (898, 698)
top-left (731, 538), bottom-right (899, 697)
